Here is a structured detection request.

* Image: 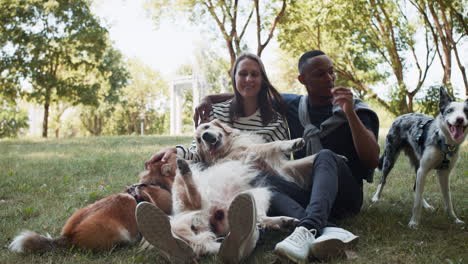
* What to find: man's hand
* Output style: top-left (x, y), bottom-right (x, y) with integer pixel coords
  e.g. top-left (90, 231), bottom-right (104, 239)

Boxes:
top-left (331, 87), bottom-right (354, 115)
top-left (145, 147), bottom-right (177, 169)
top-left (332, 87), bottom-right (379, 168)
top-left (193, 97), bottom-right (213, 128)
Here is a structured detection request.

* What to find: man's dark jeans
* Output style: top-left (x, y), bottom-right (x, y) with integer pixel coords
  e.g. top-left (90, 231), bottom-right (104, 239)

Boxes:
top-left (252, 149), bottom-right (363, 235)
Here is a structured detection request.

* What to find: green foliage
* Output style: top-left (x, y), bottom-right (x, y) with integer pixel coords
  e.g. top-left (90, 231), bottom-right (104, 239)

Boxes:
top-left (277, 0), bottom-right (387, 94)
top-left (182, 89), bottom-right (194, 133)
top-left (97, 47), bottom-right (130, 104)
top-left (79, 47), bottom-right (129, 136)
top-left (0, 100), bottom-right (29, 138)
top-left (416, 85), bottom-right (440, 116)
top-left (103, 58), bottom-right (169, 135)
top-left (0, 0), bottom-right (110, 137)
top-left (276, 0), bottom-right (465, 116)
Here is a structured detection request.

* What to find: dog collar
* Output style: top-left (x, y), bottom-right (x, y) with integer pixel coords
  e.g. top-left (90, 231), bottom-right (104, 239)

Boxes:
top-left (126, 183), bottom-right (170, 204)
top-left (126, 183), bottom-right (148, 204)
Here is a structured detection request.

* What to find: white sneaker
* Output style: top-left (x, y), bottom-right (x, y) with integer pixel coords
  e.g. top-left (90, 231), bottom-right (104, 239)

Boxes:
top-left (274, 226), bottom-right (316, 264)
top-left (218, 192), bottom-right (259, 264)
top-left (310, 227), bottom-right (359, 261)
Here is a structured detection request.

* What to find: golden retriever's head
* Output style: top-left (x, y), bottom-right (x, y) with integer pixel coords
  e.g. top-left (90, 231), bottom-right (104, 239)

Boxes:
top-left (194, 120), bottom-right (239, 162)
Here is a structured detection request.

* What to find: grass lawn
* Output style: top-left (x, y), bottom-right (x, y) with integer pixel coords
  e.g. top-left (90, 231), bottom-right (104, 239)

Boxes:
top-left (1, 134), bottom-right (467, 264)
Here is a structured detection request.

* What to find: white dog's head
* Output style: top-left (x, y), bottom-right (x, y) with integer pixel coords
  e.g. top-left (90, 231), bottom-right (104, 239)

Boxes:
top-left (194, 120), bottom-right (240, 162)
top-left (439, 87), bottom-right (468, 144)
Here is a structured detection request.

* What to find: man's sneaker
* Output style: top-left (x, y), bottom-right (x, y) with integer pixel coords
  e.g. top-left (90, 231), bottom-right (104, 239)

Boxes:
top-left (218, 192), bottom-right (259, 264)
top-left (310, 227), bottom-right (359, 261)
top-left (135, 202), bottom-right (196, 264)
top-left (274, 226), bottom-right (316, 264)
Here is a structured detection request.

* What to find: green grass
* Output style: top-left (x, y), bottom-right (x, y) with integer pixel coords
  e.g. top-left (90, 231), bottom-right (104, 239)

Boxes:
top-left (0, 134), bottom-right (467, 263)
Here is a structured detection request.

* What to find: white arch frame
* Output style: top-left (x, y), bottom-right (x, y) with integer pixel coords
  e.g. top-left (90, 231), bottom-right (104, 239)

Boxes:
top-left (170, 75), bottom-right (206, 135)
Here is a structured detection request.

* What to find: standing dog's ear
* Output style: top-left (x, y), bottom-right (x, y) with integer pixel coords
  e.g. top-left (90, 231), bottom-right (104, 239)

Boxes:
top-left (212, 119), bottom-right (233, 135)
top-left (439, 86), bottom-right (454, 113)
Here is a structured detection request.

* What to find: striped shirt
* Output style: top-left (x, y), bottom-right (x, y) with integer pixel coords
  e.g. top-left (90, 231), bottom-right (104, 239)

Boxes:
top-left (176, 99), bottom-right (290, 161)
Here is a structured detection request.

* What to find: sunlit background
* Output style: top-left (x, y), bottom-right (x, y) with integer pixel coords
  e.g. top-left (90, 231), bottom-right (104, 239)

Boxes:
top-left (1, 0), bottom-right (466, 138)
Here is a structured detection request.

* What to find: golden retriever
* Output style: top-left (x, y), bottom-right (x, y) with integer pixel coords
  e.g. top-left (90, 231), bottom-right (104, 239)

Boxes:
top-left (168, 119), bottom-right (320, 257)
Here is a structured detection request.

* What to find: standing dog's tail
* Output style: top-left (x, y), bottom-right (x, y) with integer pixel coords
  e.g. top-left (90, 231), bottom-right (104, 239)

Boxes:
top-left (377, 155), bottom-right (384, 171)
top-left (9, 230), bottom-right (69, 253)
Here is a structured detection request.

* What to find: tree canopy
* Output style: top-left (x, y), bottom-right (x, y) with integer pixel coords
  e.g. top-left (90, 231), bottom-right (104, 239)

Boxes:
top-left (277, 0), bottom-right (466, 115)
top-left (0, 0), bottom-right (118, 137)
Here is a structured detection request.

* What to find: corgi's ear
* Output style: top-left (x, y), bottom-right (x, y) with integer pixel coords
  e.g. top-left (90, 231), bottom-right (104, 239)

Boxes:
top-left (212, 119), bottom-right (233, 134)
top-left (161, 164), bottom-right (174, 177)
top-left (439, 86), bottom-right (454, 113)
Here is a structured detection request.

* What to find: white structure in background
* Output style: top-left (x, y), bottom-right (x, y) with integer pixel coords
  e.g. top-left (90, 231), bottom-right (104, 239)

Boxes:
top-left (170, 74), bottom-right (207, 135)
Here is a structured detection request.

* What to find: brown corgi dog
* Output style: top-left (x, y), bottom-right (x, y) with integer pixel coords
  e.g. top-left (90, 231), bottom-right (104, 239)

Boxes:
top-left (9, 155), bottom-right (176, 253)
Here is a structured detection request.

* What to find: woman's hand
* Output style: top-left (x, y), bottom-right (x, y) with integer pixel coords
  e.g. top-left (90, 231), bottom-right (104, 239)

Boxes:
top-left (145, 147), bottom-right (177, 169)
top-left (193, 97), bottom-right (213, 128)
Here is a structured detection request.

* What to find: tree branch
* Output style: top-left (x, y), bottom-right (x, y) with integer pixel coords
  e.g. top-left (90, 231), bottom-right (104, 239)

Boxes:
top-left (258, 0), bottom-right (287, 56)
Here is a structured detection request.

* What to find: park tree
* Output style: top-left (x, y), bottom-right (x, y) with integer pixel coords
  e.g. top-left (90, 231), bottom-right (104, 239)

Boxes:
top-left (107, 58), bottom-right (168, 135)
top-left (0, 0), bottom-right (109, 137)
top-left (79, 47), bottom-right (129, 136)
top-left (409, 0), bottom-right (467, 96)
top-left (192, 42), bottom-right (231, 94)
top-left (0, 96), bottom-right (29, 138)
top-left (278, 0), bottom-right (465, 115)
top-left (146, 0), bottom-right (288, 69)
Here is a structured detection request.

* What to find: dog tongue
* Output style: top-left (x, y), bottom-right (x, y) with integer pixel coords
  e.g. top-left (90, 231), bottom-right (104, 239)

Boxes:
top-left (449, 125), bottom-right (464, 141)
top-left (209, 144), bottom-right (216, 154)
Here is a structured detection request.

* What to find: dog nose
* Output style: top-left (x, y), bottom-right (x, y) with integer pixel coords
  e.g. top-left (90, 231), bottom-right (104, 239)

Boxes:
top-left (456, 117), bottom-right (464, 125)
top-left (202, 132), bottom-right (217, 144)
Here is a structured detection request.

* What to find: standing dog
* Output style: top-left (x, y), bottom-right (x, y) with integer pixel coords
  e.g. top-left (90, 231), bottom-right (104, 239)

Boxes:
top-left (372, 87), bottom-right (467, 228)
top-left (167, 119), bottom-right (335, 257)
top-left (9, 158), bottom-right (176, 253)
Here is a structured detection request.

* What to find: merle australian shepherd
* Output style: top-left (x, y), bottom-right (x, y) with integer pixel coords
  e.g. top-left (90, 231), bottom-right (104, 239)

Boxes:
top-left (372, 86), bottom-right (467, 228)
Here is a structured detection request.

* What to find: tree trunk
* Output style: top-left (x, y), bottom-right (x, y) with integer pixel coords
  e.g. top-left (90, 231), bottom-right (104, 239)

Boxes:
top-left (407, 93), bottom-right (414, 113)
top-left (42, 102), bottom-right (49, 138)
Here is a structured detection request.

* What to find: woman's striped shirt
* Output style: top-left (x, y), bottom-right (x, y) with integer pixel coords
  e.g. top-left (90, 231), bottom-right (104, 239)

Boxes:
top-left (176, 99), bottom-right (290, 161)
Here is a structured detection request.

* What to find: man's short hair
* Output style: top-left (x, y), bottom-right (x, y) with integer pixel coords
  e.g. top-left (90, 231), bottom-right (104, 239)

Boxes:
top-left (298, 50), bottom-right (326, 74)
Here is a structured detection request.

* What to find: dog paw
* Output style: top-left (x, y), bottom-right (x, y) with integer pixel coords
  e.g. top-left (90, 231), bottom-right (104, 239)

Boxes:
top-left (292, 138), bottom-right (305, 151)
top-left (176, 158), bottom-right (191, 175)
top-left (282, 138), bottom-right (305, 152)
top-left (421, 198), bottom-right (435, 212)
top-left (408, 220), bottom-right (419, 229)
top-left (280, 217), bottom-right (300, 231)
top-left (454, 218), bottom-right (464, 225)
top-left (259, 216), bottom-right (299, 231)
